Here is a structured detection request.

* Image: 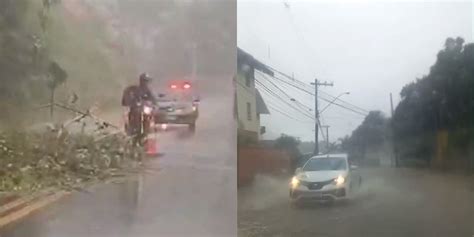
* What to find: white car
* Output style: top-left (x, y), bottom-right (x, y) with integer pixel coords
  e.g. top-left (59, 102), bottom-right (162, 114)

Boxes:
top-left (289, 153), bottom-right (362, 205)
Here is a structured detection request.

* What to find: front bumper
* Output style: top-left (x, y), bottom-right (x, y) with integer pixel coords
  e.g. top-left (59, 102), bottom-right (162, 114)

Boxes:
top-left (155, 111), bottom-right (198, 124)
top-left (290, 185), bottom-right (347, 202)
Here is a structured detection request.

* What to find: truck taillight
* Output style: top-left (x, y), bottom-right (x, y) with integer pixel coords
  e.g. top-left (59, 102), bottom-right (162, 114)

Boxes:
top-left (170, 84), bottom-right (178, 89)
top-left (183, 83), bottom-right (191, 89)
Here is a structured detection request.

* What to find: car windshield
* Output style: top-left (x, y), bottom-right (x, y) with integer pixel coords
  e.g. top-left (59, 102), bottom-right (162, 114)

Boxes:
top-left (303, 158), bottom-right (347, 171)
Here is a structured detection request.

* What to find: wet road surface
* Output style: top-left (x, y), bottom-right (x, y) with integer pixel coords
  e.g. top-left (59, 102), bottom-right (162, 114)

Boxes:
top-left (1, 77), bottom-right (236, 237)
top-left (238, 168), bottom-right (474, 237)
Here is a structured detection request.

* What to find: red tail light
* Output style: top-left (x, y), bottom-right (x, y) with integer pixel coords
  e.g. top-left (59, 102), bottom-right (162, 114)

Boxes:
top-left (170, 84), bottom-right (178, 89)
top-left (183, 83), bottom-right (191, 89)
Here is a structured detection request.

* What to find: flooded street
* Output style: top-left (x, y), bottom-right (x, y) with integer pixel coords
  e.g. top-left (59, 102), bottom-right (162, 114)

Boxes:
top-left (238, 167), bottom-right (474, 237)
top-left (0, 76), bottom-right (237, 237)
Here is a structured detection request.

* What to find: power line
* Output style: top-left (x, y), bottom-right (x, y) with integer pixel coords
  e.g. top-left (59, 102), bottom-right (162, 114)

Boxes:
top-left (256, 80), bottom-right (315, 120)
top-left (266, 64), bottom-right (311, 89)
top-left (236, 78), bottom-right (312, 123)
top-left (258, 87), bottom-right (316, 124)
top-left (263, 72), bottom-right (368, 117)
top-left (283, 2), bottom-right (328, 78)
top-left (265, 63), bottom-right (370, 114)
top-left (258, 88), bottom-right (305, 119)
top-left (266, 103), bottom-right (313, 123)
top-left (319, 90), bottom-right (370, 114)
top-left (319, 99), bottom-right (368, 117)
top-left (255, 74), bottom-right (327, 139)
top-left (256, 72), bottom-right (313, 112)
top-left (270, 74), bottom-right (315, 95)
top-left (255, 80), bottom-right (315, 120)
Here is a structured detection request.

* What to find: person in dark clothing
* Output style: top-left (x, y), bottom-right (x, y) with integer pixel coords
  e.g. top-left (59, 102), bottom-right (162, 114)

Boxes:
top-left (122, 73), bottom-right (157, 107)
top-left (122, 73), bottom-right (157, 139)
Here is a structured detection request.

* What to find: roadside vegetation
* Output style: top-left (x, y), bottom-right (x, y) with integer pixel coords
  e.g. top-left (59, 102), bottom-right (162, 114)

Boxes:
top-left (0, 0), bottom-right (143, 196)
top-left (340, 37), bottom-right (474, 170)
top-left (0, 127), bottom-right (143, 194)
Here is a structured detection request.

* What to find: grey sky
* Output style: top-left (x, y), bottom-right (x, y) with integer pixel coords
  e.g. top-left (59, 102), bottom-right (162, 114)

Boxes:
top-left (238, 0), bottom-right (473, 142)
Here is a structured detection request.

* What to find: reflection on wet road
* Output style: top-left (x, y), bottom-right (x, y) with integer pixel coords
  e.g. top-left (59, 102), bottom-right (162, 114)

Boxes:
top-left (1, 77), bottom-right (236, 237)
top-left (238, 168), bottom-right (474, 237)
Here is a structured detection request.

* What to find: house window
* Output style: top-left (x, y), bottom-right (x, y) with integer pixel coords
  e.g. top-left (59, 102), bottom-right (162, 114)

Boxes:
top-left (246, 102), bottom-right (252, 121)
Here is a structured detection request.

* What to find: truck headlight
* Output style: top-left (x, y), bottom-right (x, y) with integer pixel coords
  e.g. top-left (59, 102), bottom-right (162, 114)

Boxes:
top-left (290, 176), bottom-right (300, 189)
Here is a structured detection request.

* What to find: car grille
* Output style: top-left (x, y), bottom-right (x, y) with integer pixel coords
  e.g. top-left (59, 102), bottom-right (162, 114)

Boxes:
top-left (301, 179), bottom-right (334, 190)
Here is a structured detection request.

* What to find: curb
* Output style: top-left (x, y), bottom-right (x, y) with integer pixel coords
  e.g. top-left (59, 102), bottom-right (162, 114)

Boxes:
top-left (0, 190), bottom-right (70, 229)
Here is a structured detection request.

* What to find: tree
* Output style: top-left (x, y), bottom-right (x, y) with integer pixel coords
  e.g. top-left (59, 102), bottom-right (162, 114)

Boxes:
top-left (274, 134), bottom-right (301, 173)
top-left (340, 111), bottom-right (388, 162)
top-left (392, 37), bottom-right (474, 165)
top-left (47, 61), bottom-right (68, 118)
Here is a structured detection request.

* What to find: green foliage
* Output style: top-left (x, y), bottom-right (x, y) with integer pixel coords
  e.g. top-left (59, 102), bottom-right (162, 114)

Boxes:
top-left (274, 134), bottom-right (301, 172)
top-left (274, 134), bottom-right (301, 159)
top-left (0, 0), bottom-right (137, 125)
top-left (340, 111), bottom-right (388, 162)
top-left (392, 37), bottom-right (474, 162)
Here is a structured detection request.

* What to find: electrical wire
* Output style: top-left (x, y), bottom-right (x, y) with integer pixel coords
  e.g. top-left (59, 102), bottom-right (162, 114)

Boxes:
top-left (261, 72), bottom-right (368, 117)
top-left (236, 77), bottom-right (315, 123)
top-left (255, 80), bottom-right (315, 120)
top-left (265, 63), bottom-right (370, 115)
top-left (256, 72), bottom-right (313, 112)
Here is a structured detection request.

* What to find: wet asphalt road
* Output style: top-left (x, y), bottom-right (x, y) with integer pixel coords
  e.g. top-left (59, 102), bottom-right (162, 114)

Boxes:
top-left (238, 168), bottom-right (474, 237)
top-left (1, 77), bottom-right (236, 237)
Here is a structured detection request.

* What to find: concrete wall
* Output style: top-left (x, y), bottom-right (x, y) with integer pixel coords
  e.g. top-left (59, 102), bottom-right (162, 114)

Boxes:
top-left (238, 147), bottom-right (291, 187)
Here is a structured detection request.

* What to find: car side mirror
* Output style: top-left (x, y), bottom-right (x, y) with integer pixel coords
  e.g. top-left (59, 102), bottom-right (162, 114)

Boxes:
top-left (295, 167), bottom-right (302, 174)
top-left (350, 165), bottom-right (358, 170)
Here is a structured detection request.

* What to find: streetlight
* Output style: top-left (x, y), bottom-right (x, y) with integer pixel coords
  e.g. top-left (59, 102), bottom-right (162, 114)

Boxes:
top-left (319, 92), bottom-right (350, 114)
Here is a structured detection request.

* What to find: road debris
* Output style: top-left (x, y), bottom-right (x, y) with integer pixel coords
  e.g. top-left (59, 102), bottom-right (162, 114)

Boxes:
top-left (0, 121), bottom-right (144, 195)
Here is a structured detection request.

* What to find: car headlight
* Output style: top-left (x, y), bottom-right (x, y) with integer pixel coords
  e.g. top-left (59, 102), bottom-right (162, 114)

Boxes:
top-left (290, 176), bottom-right (300, 189)
top-left (334, 175), bottom-right (345, 186)
top-left (143, 106), bottom-right (153, 115)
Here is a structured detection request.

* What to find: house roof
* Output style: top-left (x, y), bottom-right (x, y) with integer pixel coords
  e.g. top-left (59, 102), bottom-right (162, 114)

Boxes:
top-left (237, 48), bottom-right (274, 76)
top-left (256, 89), bottom-right (270, 115)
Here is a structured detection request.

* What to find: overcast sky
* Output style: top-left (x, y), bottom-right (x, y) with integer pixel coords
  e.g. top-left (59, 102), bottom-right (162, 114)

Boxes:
top-left (238, 0), bottom-right (473, 142)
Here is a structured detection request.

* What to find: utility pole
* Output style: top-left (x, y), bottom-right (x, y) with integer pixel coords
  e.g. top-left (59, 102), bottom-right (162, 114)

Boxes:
top-left (390, 93), bottom-right (398, 167)
top-left (311, 79), bottom-right (333, 155)
top-left (191, 42), bottom-right (197, 81)
top-left (321, 125), bottom-right (330, 153)
top-left (390, 93), bottom-right (394, 116)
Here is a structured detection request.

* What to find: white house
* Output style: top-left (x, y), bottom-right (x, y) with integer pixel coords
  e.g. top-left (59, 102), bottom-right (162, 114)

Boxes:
top-left (236, 48), bottom-right (272, 142)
